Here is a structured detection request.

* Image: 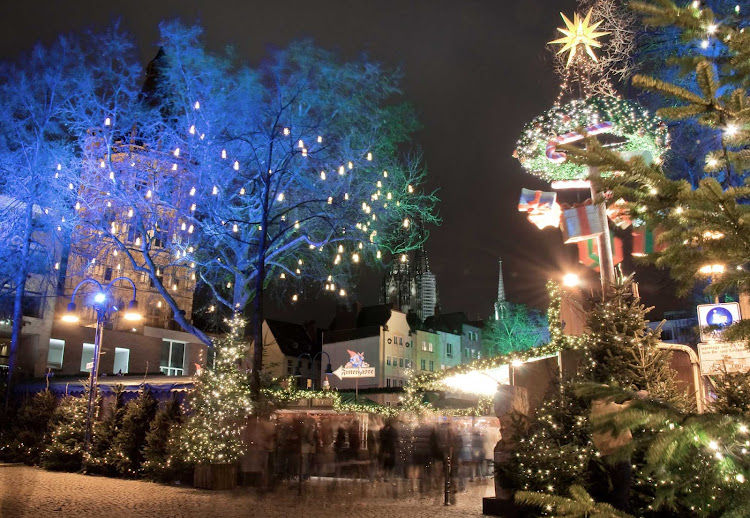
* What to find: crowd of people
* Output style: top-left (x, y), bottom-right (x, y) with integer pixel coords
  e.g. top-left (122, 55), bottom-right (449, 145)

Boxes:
top-left (242, 413), bottom-right (499, 492)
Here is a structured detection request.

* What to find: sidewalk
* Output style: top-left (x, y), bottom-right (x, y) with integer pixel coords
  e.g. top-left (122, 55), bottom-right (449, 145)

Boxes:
top-left (0, 464), bottom-right (494, 518)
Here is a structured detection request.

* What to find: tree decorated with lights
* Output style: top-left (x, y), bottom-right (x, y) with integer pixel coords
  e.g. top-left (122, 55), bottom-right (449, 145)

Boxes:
top-left (85, 385), bottom-right (127, 476)
top-left (110, 387), bottom-right (158, 477)
top-left (560, 0), bottom-right (750, 321)
top-left (585, 274), bottom-right (685, 406)
top-left (0, 34), bottom-right (84, 392)
top-left (42, 394), bottom-right (88, 471)
top-left (142, 396), bottom-right (185, 482)
top-left (144, 23), bottom-right (439, 395)
top-left (180, 314), bottom-right (251, 465)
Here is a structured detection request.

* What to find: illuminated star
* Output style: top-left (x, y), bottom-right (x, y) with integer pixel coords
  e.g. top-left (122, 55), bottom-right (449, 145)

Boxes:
top-left (549, 9), bottom-right (610, 67)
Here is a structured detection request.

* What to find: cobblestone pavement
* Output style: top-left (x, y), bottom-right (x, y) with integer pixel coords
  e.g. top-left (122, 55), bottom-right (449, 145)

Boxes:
top-left (0, 464), bottom-right (494, 518)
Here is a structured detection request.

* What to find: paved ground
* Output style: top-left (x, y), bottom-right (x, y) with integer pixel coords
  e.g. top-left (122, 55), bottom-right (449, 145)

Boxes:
top-left (0, 464), bottom-right (494, 518)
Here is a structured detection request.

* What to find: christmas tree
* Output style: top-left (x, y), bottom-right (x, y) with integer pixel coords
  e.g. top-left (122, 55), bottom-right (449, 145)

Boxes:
top-left (142, 396), bottom-right (185, 482)
top-left (585, 275), bottom-right (686, 408)
top-left (85, 385), bottom-right (126, 476)
top-left (180, 314), bottom-right (251, 465)
top-left (3, 389), bottom-right (57, 464)
top-left (110, 388), bottom-right (158, 477)
top-left (42, 394), bottom-right (88, 471)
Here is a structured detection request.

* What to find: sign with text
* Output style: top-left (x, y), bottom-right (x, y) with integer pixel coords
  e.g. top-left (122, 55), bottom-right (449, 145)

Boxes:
top-left (697, 302), bottom-right (741, 342)
top-left (698, 341), bottom-right (750, 375)
top-left (332, 350), bottom-right (376, 379)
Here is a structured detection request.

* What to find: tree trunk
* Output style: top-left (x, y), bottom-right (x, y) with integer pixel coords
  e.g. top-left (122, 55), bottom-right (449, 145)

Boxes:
top-left (250, 170), bottom-right (271, 399)
top-left (6, 201), bottom-right (34, 408)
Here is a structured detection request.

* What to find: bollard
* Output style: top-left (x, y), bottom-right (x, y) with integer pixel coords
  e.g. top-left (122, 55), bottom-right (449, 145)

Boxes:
top-left (444, 455), bottom-right (451, 506)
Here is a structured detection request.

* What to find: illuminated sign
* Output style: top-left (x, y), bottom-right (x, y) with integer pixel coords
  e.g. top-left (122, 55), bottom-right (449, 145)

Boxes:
top-left (697, 302), bottom-right (741, 342)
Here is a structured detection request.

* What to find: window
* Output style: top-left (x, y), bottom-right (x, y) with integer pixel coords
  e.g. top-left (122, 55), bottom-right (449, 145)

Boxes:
top-left (387, 378), bottom-right (391, 388)
top-left (405, 359), bottom-right (410, 369)
top-left (446, 343), bottom-right (453, 357)
top-left (429, 360), bottom-right (434, 371)
top-left (286, 359), bottom-right (293, 375)
top-left (387, 356), bottom-right (391, 366)
top-left (399, 337), bottom-right (403, 345)
top-left (80, 343), bottom-right (95, 372)
top-left (104, 267), bottom-right (113, 281)
top-left (420, 359), bottom-right (426, 370)
top-left (662, 329), bottom-right (674, 341)
top-left (421, 341), bottom-right (427, 351)
top-left (47, 339), bottom-right (65, 369)
top-left (114, 347), bottom-right (130, 374)
top-left (160, 339), bottom-right (186, 376)
top-left (428, 342), bottom-right (433, 352)
top-left (399, 357), bottom-right (403, 368)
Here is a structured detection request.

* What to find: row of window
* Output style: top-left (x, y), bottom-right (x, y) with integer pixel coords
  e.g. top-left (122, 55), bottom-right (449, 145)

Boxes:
top-left (420, 341), bottom-right (434, 352)
top-left (46, 337), bottom-right (187, 376)
top-left (467, 331), bottom-right (479, 341)
top-left (420, 359), bottom-right (435, 371)
top-left (386, 356), bottom-right (411, 369)
top-left (385, 378), bottom-right (404, 388)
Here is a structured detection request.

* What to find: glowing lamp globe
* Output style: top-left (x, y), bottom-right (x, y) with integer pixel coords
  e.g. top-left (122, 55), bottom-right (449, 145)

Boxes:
top-left (514, 96), bottom-right (668, 183)
top-left (123, 299), bottom-right (142, 321)
top-left (62, 302), bottom-right (79, 323)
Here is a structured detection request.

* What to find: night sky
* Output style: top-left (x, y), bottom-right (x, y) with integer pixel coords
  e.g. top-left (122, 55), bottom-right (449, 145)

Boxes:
top-left (0, 0), bottom-right (684, 324)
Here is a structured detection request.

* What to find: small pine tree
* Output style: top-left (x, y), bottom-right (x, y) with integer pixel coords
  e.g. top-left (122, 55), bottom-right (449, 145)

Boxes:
top-left (85, 385), bottom-right (126, 476)
top-left (111, 388), bottom-right (158, 477)
top-left (6, 389), bottom-right (57, 464)
top-left (585, 275), bottom-right (685, 407)
top-left (142, 396), bottom-right (185, 482)
top-left (496, 381), bottom-right (597, 495)
top-left (42, 394), bottom-right (88, 471)
top-left (180, 314), bottom-right (251, 465)
top-left (709, 369), bottom-right (750, 419)
top-left (516, 485), bottom-right (634, 518)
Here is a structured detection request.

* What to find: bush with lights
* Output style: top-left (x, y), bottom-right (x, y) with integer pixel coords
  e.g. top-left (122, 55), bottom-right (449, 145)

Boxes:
top-left (142, 396), bottom-right (185, 482)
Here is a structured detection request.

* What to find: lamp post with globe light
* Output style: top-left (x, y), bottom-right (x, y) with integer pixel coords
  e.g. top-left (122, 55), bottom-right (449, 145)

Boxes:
top-left (61, 276), bottom-right (142, 468)
top-left (294, 351), bottom-right (334, 390)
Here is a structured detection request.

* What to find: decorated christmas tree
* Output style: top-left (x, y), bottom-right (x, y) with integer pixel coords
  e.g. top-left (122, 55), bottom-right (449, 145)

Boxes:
top-left (180, 314), bottom-right (251, 466)
top-left (585, 274), bottom-right (686, 407)
top-left (142, 396), bottom-right (185, 482)
top-left (110, 388), bottom-right (158, 477)
top-left (85, 385), bottom-right (126, 476)
top-left (42, 394), bottom-right (88, 471)
top-left (3, 389), bottom-right (57, 464)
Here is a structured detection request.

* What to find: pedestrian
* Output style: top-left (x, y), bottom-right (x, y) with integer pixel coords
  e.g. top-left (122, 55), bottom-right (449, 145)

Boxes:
top-left (379, 418), bottom-right (398, 480)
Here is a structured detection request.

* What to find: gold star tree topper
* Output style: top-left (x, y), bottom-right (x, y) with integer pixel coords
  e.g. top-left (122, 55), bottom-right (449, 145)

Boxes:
top-left (549, 9), bottom-right (610, 67)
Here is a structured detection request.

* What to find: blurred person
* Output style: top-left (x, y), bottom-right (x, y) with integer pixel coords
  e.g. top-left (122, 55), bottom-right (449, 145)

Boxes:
top-left (379, 418), bottom-right (398, 480)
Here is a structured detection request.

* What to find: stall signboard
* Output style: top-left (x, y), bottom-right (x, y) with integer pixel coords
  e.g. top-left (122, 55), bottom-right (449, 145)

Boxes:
top-left (697, 302), bottom-right (741, 342)
top-left (332, 350), bottom-right (376, 379)
top-left (698, 341), bottom-right (750, 375)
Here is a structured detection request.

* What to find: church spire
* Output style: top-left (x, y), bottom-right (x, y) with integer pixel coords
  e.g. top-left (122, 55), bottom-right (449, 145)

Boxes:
top-left (494, 258), bottom-right (507, 320)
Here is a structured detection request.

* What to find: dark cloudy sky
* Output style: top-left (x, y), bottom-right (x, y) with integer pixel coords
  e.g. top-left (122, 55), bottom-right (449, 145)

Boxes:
top-left (0, 0), bottom-right (685, 323)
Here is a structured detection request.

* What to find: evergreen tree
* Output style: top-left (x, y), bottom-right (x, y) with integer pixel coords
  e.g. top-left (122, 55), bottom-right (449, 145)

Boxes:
top-left (709, 369), bottom-right (750, 419)
top-left (111, 388), bottom-right (158, 477)
top-left (180, 315), bottom-right (251, 465)
top-left (42, 394), bottom-right (87, 471)
top-left (4, 390), bottom-right (57, 464)
top-left (142, 396), bottom-right (185, 482)
top-left (516, 485), bottom-right (634, 518)
top-left (585, 275), bottom-right (685, 407)
top-left (496, 381), bottom-right (597, 495)
top-left (85, 385), bottom-right (126, 476)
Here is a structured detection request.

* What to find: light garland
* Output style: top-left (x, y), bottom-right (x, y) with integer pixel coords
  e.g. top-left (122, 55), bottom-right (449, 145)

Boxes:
top-left (514, 96), bottom-right (668, 182)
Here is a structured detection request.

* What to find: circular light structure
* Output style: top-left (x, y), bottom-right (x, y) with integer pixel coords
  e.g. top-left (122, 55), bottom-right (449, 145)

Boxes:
top-left (93, 292), bottom-right (106, 304)
top-left (514, 96), bottom-right (667, 182)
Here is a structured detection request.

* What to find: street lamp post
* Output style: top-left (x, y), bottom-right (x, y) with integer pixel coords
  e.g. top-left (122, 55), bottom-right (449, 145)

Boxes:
top-left (294, 351), bottom-right (333, 390)
top-left (62, 276), bottom-right (141, 470)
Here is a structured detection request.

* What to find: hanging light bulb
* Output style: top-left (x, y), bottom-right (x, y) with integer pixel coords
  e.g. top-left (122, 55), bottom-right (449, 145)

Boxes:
top-left (338, 166), bottom-right (345, 175)
top-left (317, 135), bottom-right (323, 143)
top-left (403, 218), bottom-right (410, 228)
top-left (189, 125), bottom-right (196, 135)
top-left (298, 140), bottom-right (304, 148)
top-left (292, 294), bottom-right (298, 302)
top-left (277, 193), bottom-right (284, 202)
top-left (190, 187), bottom-right (196, 196)
top-left (283, 127), bottom-right (290, 136)
top-left (194, 101), bottom-right (200, 110)
top-left (320, 171), bottom-right (326, 180)
top-left (212, 186), bottom-right (218, 195)
top-left (352, 253), bottom-right (360, 263)
top-left (383, 170), bottom-right (388, 178)
top-left (174, 148), bottom-right (180, 157)
top-left (233, 223), bottom-right (238, 232)
top-left (366, 152), bottom-right (372, 161)
top-left (104, 117), bottom-right (111, 126)
top-left (233, 161), bottom-right (239, 170)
